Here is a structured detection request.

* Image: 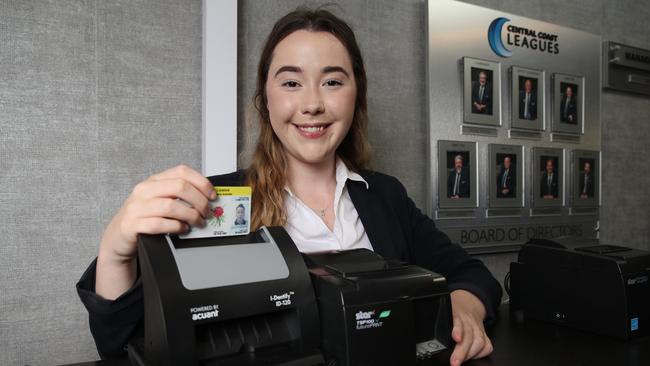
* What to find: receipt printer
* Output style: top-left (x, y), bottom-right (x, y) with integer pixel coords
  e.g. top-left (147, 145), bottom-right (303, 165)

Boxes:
top-left (128, 226), bottom-right (452, 365)
top-left (305, 250), bottom-right (452, 365)
top-left (509, 238), bottom-right (650, 339)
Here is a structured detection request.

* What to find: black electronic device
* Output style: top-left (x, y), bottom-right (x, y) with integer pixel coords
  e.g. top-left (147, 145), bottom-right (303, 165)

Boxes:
top-left (128, 226), bottom-right (453, 365)
top-left (304, 249), bottom-right (453, 365)
top-left (129, 226), bottom-right (323, 366)
top-left (509, 238), bottom-right (650, 339)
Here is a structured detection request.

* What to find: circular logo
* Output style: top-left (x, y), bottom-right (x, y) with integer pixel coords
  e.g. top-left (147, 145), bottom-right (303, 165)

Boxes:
top-left (488, 17), bottom-right (512, 58)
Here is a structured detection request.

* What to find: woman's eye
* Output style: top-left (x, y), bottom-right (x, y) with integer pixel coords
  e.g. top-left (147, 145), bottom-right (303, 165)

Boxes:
top-left (282, 81), bottom-right (300, 88)
top-left (324, 79), bottom-right (343, 87)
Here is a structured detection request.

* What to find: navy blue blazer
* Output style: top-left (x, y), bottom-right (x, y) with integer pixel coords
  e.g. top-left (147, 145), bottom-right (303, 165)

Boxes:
top-left (447, 168), bottom-right (470, 198)
top-left (518, 91), bottom-right (537, 120)
top-left (471, 81), bottom-right (492, 114)
top-left (560, 95), bottom-right (577, 124)
top-left (77, 170), bottom-right (502, 359)
top-left (540, 170), bottom-right (559, 197)
top-left (496, 168), bottom-right (516, 198)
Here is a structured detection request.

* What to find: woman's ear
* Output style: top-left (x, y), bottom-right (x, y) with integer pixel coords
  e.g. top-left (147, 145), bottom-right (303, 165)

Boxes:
top-left (262, 92), bottom-right (269, 117)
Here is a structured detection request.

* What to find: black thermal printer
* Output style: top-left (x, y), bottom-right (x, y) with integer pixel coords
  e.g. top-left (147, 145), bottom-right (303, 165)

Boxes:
top-left (127, 226), bottom-right (452, 366)
top-left (304, 249), bottom-right (452, 366)
top-left (509, 238), bottom-right (650, 339)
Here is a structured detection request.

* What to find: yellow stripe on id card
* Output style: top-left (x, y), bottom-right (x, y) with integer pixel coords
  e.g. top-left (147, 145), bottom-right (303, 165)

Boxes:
top-left (178, 186), bottom-right (252, 239)
top-left (214, 186), bottom-right (252, 196)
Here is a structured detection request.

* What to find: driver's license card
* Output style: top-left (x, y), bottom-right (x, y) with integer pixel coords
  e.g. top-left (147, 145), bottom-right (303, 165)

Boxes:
top-left (178, 186), bottom-right (251, 239)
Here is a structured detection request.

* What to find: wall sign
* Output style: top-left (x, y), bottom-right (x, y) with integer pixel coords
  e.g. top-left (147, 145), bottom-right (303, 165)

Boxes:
top-left (603, 41), bottom-right (650, 96)
top-left (427, 0), bottom-right (602, 253)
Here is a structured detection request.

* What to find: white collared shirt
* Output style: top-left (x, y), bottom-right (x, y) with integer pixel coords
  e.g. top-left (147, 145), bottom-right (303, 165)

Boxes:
top-left (283, 159), bottom-right (373, 253)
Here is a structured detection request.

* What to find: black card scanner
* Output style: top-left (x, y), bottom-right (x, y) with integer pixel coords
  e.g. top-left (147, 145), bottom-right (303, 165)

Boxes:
top-left (509, 238), bottom-right (650, 339)
top-left (129, 226), bottom-right (323, 366)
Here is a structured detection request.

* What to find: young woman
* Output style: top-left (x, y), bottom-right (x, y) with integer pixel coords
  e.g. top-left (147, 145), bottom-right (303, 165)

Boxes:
top-left (77, 8), bottom-right (501, 366)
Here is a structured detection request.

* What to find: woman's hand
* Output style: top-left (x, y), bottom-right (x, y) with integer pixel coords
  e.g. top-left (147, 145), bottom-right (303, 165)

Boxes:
top-left (449, 289), bottom-right (493, 366)
top-left (96, 165), bottom-right (216, 299)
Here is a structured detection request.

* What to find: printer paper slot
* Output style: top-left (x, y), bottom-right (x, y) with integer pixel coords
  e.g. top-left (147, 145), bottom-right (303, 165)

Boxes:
top-left (576, 245), bottom-right (631, 256)
top-left (169, 231), bottom-right (267, 249)
top-left (325, 261), bottom-right (407, 277)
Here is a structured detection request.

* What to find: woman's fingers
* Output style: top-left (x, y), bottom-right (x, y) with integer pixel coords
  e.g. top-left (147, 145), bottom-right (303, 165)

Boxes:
top-left (132, 217), bottom-right (189, 235)
top-left (115, 166), bottom-right (217, 247)
top-left (133, 178), bottom-right (211, 218)
top-left (120, 197), bottom-right (207, 241)
top-left (449, 315), bottom-right (493, 365)
top-left (149, 165), bottom-right (216, 200)
top-left (451, 315), bottom-right (464, 342)
top-left (465, 324), bottom-right (487, 360)
top-left (475, 334), bottom-right (494, 359)
top-left (450, 316), bottom-right (471, 366)
top-left (137, 198), bottom-right (206, 227)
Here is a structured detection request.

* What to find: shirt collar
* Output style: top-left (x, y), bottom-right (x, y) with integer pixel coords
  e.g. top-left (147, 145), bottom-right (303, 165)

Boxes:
top-left (335, 157), bottom-right (369, 190)
top-left (284, 157), bottom-right (369, 197)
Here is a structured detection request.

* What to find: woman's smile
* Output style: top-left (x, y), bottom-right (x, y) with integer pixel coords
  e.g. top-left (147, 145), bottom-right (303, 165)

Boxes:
top-left (293, 122), bottom-right (333, 139)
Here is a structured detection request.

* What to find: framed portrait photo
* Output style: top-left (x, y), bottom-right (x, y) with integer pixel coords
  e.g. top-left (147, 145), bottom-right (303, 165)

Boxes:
top-left (488, 144), bottom-right (524, 208)
top-left (438, 140), bottom-right (478, 208)
top-left (510, 66), bottom-right (544, 131)
top-left (532, 147), bottom-right (564, 207)
top-left (462, 57), bottom-right (501, 126)
top-left (571, 150), bottom-right (600, 207)
top-left (552, 73), bottom-right (584, 134)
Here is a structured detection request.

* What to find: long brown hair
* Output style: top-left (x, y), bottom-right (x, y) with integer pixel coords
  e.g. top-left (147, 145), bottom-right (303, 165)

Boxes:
top-left (246, 7), bottom-right (372, 230)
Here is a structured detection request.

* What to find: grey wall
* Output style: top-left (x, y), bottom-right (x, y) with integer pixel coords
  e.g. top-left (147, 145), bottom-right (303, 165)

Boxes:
top-left (0, 0), bottom-right (202, 364)
top-left (0, 0), bottom-right (648, 364)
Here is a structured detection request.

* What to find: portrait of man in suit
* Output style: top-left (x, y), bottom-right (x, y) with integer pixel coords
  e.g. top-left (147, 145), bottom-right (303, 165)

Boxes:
top-left (496, 154), bottom-right (516, 198)
top-left (471, 68), bottom-right (492, 115)
top-left (559, 83), bottom-right (578, 124)
top-left (579, 159), bottom-right (595, 199)
top-left (540, 157), bottom-right (559, 199)
top-left (447, 153), bottom-right (470, 199)
top-left (518, 78), bottom-right (537, 120)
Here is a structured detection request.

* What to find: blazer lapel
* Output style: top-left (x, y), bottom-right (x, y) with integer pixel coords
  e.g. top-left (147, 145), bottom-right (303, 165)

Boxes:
top-left (346, 180), bottom-right (403, 259)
